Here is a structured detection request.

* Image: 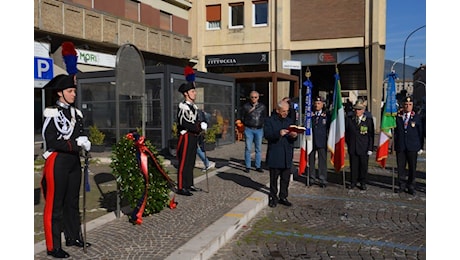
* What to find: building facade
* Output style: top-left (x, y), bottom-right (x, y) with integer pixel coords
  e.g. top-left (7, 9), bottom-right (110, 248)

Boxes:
top-left (35, 0), bottom-right (391, 144)
top-left (34, 0), bottom-right (196, 143)
top-left (189, 0), bottom-right (386, 127)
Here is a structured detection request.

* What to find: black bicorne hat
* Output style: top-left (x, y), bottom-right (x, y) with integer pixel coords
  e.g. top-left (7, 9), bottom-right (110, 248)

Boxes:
top-left (43, 74), bottom-right (76, 91)
top-left (178, 81), bottom-right (195, 94)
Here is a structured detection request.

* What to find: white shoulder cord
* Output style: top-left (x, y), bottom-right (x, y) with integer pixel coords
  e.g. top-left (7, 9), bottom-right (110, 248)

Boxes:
top-left (178, 102), bottom-right (197, 125)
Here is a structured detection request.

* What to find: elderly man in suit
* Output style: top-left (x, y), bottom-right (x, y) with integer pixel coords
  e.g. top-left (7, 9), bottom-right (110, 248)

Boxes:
top-left (345, 99), bottom-right (375, 190)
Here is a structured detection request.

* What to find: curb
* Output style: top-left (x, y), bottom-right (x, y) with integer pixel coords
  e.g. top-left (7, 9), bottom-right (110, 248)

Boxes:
top-left (166, 166), bottom-right (269, 260)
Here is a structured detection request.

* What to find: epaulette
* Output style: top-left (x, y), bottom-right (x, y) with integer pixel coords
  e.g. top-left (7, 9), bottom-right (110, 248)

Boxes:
top-left (74, 108), bottom-right (83, 118)
top-left (43, 107), bottom-right (59, 118)
top-left (179, 102), bottom-right (191, 111)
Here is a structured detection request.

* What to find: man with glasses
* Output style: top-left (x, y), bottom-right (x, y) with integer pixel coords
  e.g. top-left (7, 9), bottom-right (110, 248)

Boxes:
top-left (345, 99), bottom-right (375, 190)
top-left (242, 91), bottom-right (267, 173)
top-left (394, 96), bottom-right (424, 195)
top-left (264, 100), bottom-right (298, 207)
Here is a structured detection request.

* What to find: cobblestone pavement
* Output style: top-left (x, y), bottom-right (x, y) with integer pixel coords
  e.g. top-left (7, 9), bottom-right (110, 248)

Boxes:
top-left (34, 141), bottom-right (426, 259)
top-left (211, 176), bottom-right (426, 259)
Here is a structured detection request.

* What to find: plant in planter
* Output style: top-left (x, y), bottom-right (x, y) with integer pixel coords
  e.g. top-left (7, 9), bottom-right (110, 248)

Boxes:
top-left (89, 125), bottom-right (106, 152)
top-left (203, 123), bottom-right (220, 151)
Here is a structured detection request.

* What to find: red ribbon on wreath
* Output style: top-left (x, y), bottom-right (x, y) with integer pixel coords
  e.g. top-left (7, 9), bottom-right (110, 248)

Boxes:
top-left (126, 132), bottom-right (178, 224)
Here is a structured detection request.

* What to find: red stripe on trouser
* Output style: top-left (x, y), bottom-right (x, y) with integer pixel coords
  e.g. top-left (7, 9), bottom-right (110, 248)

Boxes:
top-left (42, 152), bottom-right (58, 251)
top-left (177, 133), bottom-right (189, 189)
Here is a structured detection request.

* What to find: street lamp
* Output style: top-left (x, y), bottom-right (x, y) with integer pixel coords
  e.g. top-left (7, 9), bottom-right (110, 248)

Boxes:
top-left (402, 25), bottom-right (426, 90)
top-left (391, 55), bottom-right (413, 72)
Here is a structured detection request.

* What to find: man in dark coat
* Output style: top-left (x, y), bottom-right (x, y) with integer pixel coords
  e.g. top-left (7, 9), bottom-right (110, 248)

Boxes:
top-left (308, 96), bottom-right (329, 187)
top-left (264, 100), bottom-right (298, 208)
top-left (394, 96), bottom-right (424, 195)
top-left (345, 99), bottom-right (375, 190)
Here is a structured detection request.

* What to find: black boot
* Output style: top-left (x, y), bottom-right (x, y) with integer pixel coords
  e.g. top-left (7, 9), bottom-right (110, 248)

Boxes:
top-left (47, 248), bottom-right (70, 258)
top-left (66, 238), bottom-right (92, 248)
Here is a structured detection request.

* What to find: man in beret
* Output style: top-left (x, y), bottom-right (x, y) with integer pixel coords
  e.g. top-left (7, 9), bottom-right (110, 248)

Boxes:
top-left (41, 74), bottom-right (92, 258)
top-left (394, 96), bottom-right (424, 195)
top-left (345, 99), bottom-right (375, 190)
top-left (175, 82), bottom-right (207, 196)
top-left (308, 96), bottom-right (329, 188)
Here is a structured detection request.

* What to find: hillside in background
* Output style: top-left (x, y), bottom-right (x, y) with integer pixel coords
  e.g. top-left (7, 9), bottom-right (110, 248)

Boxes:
top-left (384, 60), bottom-right (418, 80)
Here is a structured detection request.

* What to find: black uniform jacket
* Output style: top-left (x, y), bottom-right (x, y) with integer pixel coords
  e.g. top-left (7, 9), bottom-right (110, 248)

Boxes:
top-left (394, 111), bottom-right (424, 152)
top-left (311, 111), bottom-right (329, 149)
top-left (345, 114), bottom-right (375, 155)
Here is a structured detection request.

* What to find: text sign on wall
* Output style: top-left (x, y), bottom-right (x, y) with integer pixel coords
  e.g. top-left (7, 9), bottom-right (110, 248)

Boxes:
top-left (282, 60), bottom-right (301, 70)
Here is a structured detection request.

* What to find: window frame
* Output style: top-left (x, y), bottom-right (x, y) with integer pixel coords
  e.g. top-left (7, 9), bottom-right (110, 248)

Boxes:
top-left (229, 2), bottom-right (244, 29)
top-left (252, 0), bottom-right (268, 27)
top-left (159, 10), bottom-right (172, 32)
top-left (206, 4), bottom-right (222, 30)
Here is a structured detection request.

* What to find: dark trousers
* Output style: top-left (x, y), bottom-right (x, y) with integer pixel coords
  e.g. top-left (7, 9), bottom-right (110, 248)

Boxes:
top-left (396, 150), bottom-right (418, 189)
top-left (269, 168), bottom-right (291, 201)
top-left (41, 152), bottom-right (82, 251)
top-left (308, 148), bottom-right (327, 184)
top-left (349, 153), bottom-right (369, 185)
top-left (177, 132), bottom-right (197, 190)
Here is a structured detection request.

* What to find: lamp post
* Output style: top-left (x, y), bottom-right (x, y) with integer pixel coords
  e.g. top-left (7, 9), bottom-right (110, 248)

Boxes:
top-left (391, 55), bottom-right (413, 72)
top-left (402, 25), bottom-right (425, 90)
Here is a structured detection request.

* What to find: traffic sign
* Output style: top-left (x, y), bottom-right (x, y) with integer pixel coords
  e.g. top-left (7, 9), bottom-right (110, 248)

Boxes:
top-left (34, 57), bottom-right (54, 80)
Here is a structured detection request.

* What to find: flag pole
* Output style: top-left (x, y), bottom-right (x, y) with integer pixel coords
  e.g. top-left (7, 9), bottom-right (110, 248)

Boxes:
top-left (82, 151), bottom-right (90, 253)
top-left (305, 68), bottom-right (311, 188)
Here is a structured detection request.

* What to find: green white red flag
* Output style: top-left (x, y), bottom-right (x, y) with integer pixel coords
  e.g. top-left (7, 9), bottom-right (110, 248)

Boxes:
top-left (327, 69), bottom-right (345, 172)
top-left (376, 72), bottom-right (397, 168)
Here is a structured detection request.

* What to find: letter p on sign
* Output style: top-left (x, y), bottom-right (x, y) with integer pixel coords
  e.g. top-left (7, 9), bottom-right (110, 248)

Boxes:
top-left (34, 57), bottom-right (54, 80)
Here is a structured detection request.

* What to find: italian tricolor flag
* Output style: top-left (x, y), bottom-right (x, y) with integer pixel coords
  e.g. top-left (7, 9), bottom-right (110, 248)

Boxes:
top-left (376, 72), bottom-right (397, 168)
top-left (327, 70), bottom-right (345, 173)
top-left (375, 106), bottom-right (395, 168)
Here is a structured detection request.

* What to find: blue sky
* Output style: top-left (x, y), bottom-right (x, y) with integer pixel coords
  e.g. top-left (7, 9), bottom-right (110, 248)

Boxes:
top-left (385, 0), bottom-right (426, 67)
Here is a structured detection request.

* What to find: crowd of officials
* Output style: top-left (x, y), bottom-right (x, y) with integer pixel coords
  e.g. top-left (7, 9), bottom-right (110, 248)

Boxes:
top-left (39, 65), bottom-right (424, 258)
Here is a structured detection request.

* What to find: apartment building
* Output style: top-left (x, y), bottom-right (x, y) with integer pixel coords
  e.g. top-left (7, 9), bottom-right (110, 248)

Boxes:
top-left (34, 0), bottom-right (388, 144)
top-left (34, 0), bottom-right (195, 139)
top-left (190, 0), bottom-right (386, 125)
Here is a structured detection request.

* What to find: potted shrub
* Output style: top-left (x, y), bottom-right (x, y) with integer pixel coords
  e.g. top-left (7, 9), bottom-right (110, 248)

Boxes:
top-left (89, 125), bottom-right (106, 152)
top-left (203, 124), bottom-right (219, 151)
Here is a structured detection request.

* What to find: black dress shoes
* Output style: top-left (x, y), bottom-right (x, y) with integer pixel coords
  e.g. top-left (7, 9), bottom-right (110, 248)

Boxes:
top-left (190, 186), bottom-right (202, 192)
top-left (348, 183), bottom-right (356, 189)
top-left (47, 248), bottom-right (70, 258)
top-left (278, 198), bottom-right (292, 207)
top-left (66, 239), bottom-right (92, 248)
top-left (268, 198), bottom-right (277, 208)
top-left (256, 168), bottom-right (264, 173)
top-left (244, 168), bottom-right (250, 173)
top-left (359, 183), bottom-right (367, 190)
top-left (407, 188), bottom-right (416, 195)
top-left (177, 189), bottom-right (193, 196)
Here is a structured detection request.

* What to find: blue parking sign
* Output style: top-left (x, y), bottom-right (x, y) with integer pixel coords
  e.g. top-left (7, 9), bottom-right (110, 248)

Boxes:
top-left (34, 57), bottom-right (54, 80)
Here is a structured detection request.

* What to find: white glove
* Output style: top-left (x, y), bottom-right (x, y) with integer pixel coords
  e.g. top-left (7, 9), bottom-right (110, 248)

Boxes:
top-left (76, 136), bottom-right (89, 146)
top-left (417, 149), bottom-right (423, 155)
top-left (367, 151), bottom-right (373, 156)
top-left (82, 140), bottom-right (91, 152)
top-left (200, 122), bottom-right (208, 131)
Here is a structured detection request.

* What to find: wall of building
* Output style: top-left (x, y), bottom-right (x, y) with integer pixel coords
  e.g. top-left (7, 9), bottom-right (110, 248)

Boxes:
top-left (35, 0), bottom-right (193, 60)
